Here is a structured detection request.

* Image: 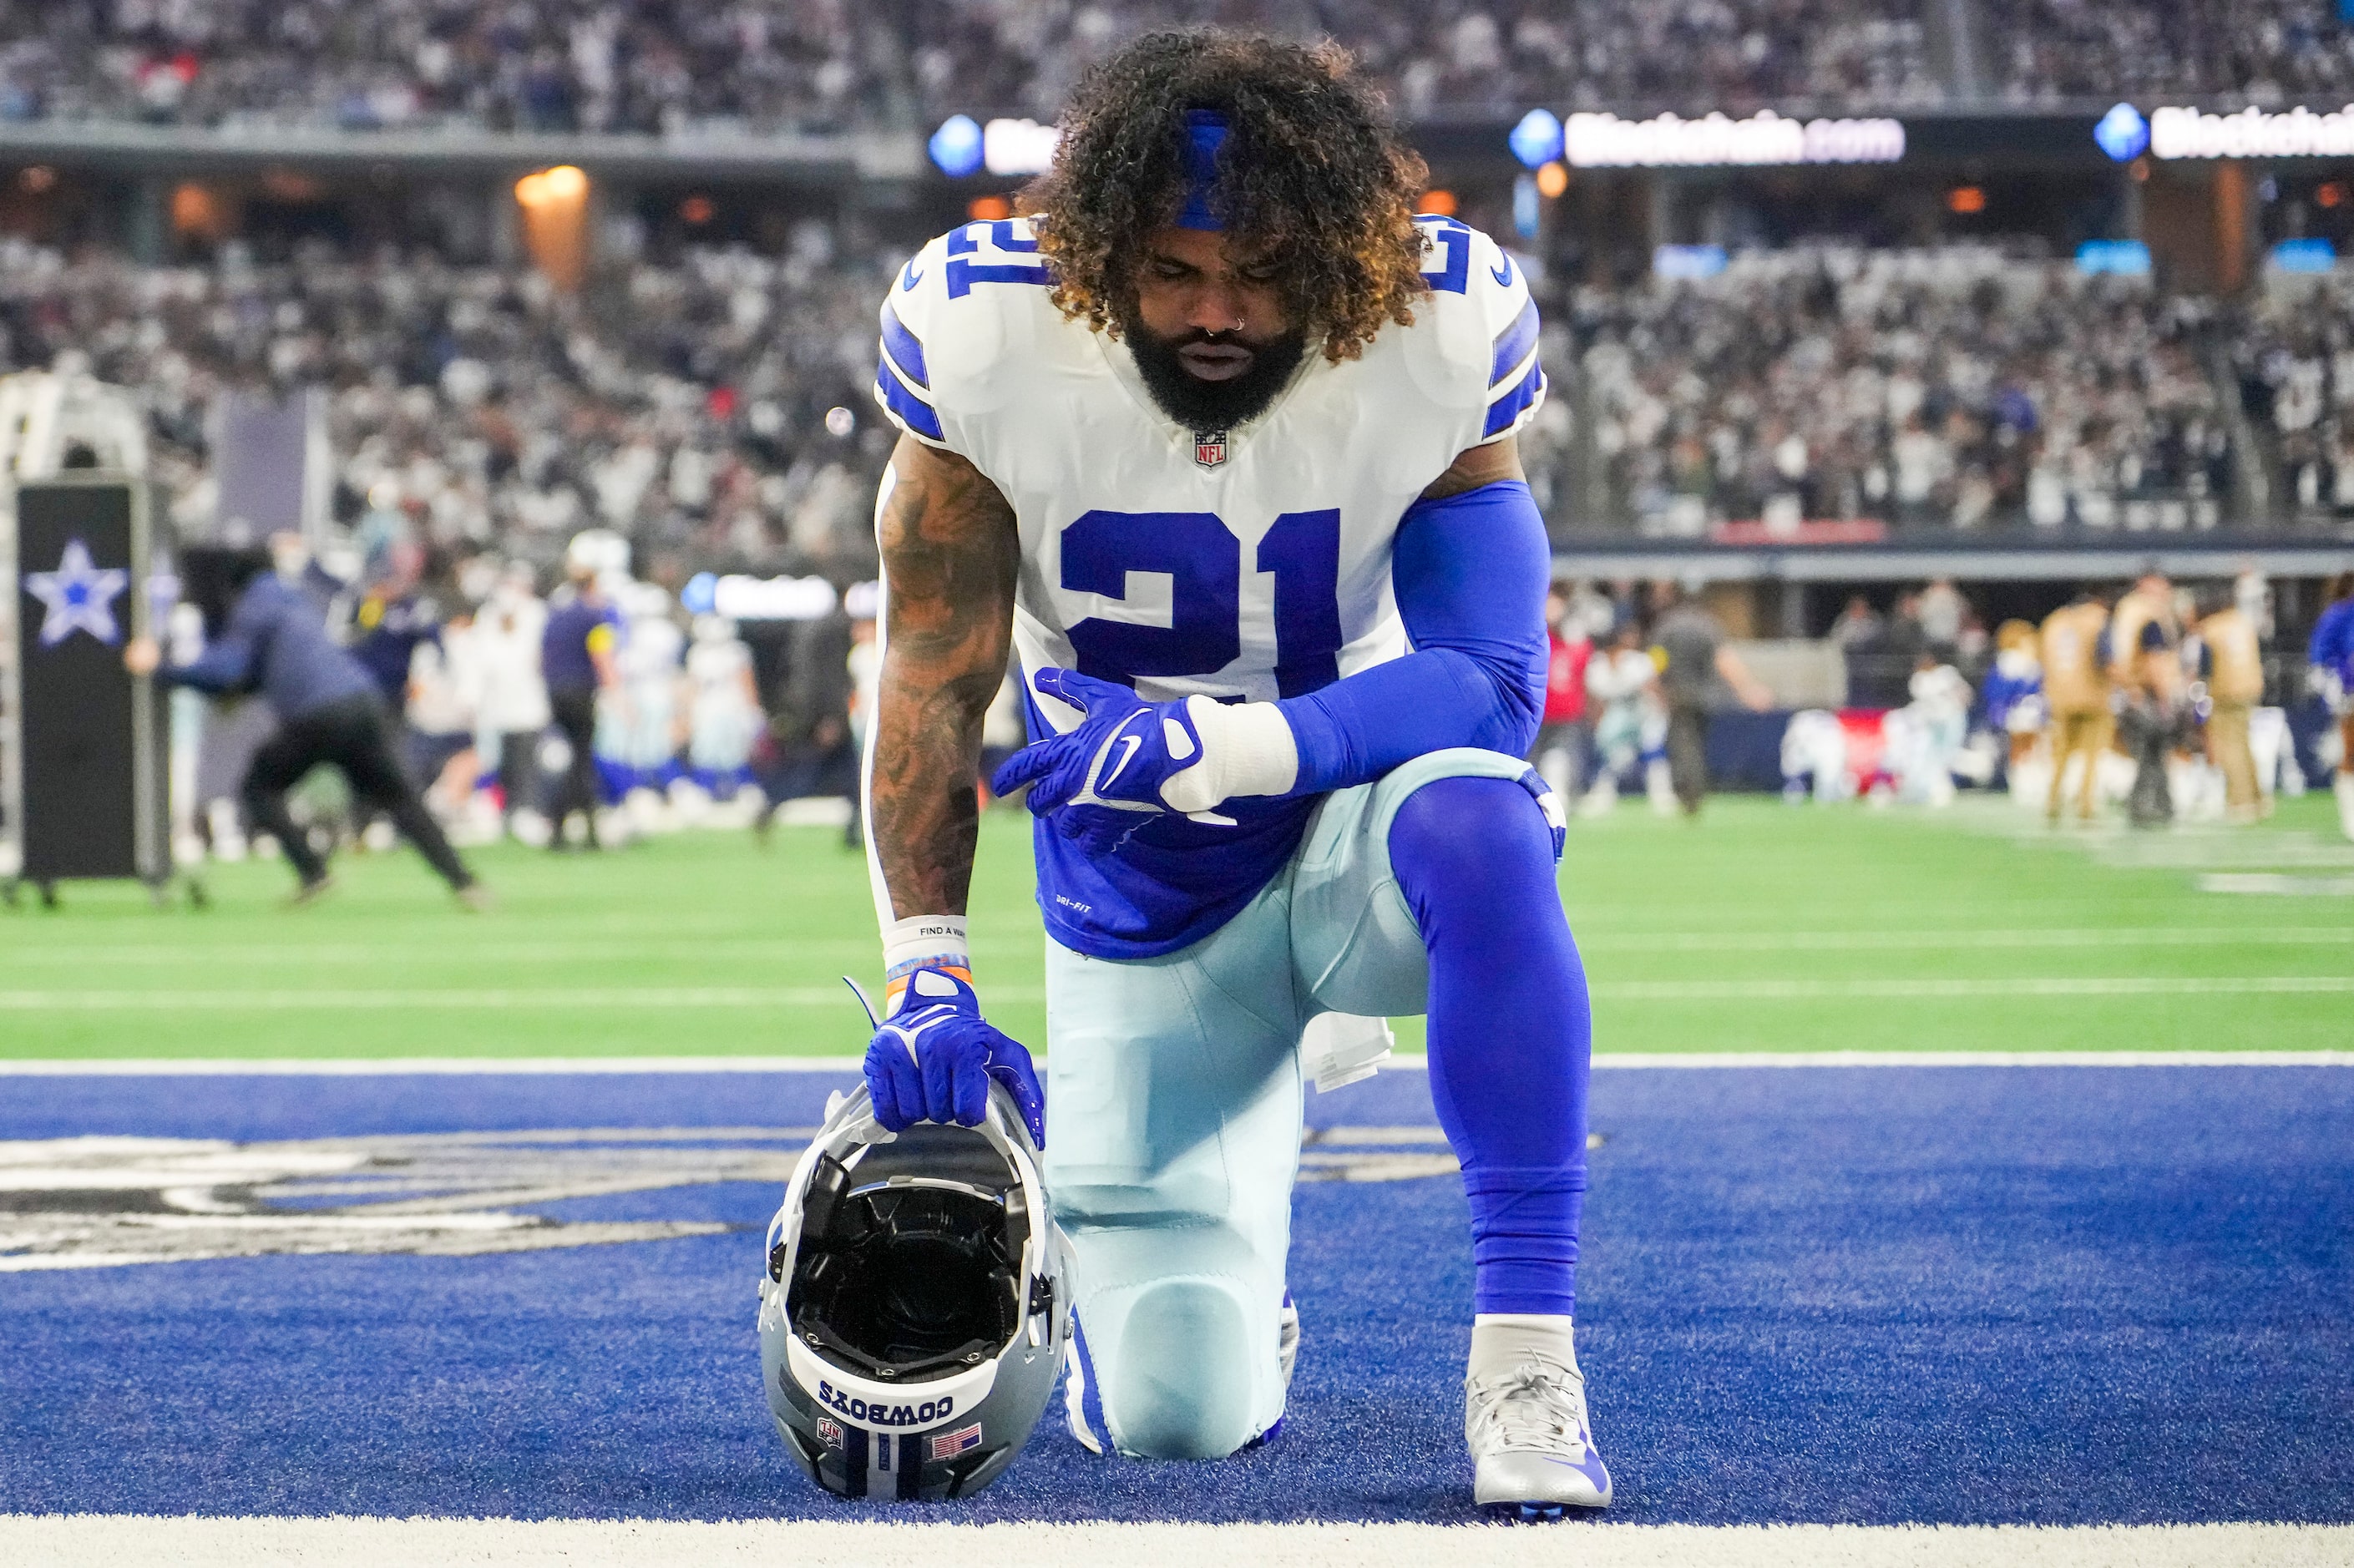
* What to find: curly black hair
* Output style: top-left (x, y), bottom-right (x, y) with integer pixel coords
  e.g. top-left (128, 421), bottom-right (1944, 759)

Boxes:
top-left (1021, 31), bottom-right (1430, 363)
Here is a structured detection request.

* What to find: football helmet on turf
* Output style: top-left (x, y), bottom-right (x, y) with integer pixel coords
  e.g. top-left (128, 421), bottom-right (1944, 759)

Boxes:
top-left (758, 1080), bottom-right (1066, 1500)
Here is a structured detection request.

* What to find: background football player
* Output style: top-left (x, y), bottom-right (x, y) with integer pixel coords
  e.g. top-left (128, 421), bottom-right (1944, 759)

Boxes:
top-left (857, 32), bottom-right (1605, 1517)
top-left (2311, 572), bottom-right (2354, 842)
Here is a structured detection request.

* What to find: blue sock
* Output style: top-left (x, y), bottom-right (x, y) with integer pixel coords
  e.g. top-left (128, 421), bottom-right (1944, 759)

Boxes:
top-left (1388, 775), bottom-right (1590, 1318)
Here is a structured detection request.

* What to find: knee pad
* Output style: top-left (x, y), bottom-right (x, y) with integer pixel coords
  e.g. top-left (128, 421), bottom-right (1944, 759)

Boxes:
top-left (1095, 1276), bottom-right (1259, 1459)
top-left (1389, 775), bottom-right (1553, 880)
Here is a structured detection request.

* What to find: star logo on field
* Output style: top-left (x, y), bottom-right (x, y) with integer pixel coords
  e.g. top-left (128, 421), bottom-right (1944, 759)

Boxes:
top-left (24, 538), bottom-right (129, 648)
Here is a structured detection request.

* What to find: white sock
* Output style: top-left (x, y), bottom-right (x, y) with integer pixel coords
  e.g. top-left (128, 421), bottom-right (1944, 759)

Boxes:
top-left (2336, 771), bottom-right (2354, 838)
top-left (1469, 1313), bottom-right (1579, 1382)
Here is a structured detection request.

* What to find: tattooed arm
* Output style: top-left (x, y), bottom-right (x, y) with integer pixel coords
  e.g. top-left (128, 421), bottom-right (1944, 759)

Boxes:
top-left (869, 433), bottom-right (1020, 921)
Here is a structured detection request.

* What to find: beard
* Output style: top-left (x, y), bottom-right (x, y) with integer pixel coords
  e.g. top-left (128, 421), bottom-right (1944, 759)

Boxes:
top-left (1121, 315), bottom-right (1308, 433)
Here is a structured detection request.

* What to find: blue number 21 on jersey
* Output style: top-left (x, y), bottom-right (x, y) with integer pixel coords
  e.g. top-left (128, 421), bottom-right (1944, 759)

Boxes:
top-left (1061, 508), bottom-right (1343, 699)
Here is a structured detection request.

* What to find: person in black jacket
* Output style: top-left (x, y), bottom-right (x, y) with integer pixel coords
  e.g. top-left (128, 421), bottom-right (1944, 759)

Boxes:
top-left (126, 546), bottom-right (484, 908)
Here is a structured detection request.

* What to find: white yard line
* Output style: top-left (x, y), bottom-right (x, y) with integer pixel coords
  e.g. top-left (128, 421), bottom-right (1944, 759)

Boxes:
top-left (2196, 873), bottom-right (2354, 896)
top-left (0, 1050), bottom-right (2345, 1075)
top-left (0, 1517), bottom-right (2344, 1568)
top-left (0, 938), bottom-right (1050, 965)
top-left (1, 973), bottom-right (2348, 1013)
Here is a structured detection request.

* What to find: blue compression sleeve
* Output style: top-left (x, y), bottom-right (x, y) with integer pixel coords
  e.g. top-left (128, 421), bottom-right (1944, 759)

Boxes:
top-left (1278, 479), bottom-right (1548, 795)
top-left (1390, 774), bottom-right (1589, 1318)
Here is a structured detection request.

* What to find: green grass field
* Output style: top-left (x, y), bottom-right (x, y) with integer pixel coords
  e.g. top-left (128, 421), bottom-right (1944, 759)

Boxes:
top-left (4, 795), bottom-right (2351, 1060)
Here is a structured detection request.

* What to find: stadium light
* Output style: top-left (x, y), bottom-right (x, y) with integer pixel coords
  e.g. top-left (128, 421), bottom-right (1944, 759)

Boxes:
top-left (1510, 109), bottom-right (1563, 169)
top-left (1535, 161), bottom-right (1569, 199)
top-left (1417, 190), bottom-right (1457, 216)
top-left (2074, 240), bottom-right (2151, 276)
top-left (1653, 245), bottom-right (1728, 280)
top-left (515, 164), bottom-right (589, 207)
top-left (929, 115), bottom-right (985, 179)
top-left (514, 165), bottom-right (590, 293)
top-left (2270, 238), bottom-right (2337, 274)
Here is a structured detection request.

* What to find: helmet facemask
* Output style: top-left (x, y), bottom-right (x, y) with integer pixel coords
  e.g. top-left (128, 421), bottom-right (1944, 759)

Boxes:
top-left (785, 1126), bottom-right (1030, 1382)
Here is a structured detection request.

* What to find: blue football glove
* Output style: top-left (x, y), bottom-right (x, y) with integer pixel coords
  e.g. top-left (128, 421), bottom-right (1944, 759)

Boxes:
top-left (989, 667), bottom-right (1233, 857)
top-left (863, 964), bottom-right (1045, 1147)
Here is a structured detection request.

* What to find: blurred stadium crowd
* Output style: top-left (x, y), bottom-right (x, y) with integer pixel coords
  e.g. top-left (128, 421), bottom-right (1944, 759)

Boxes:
top-left (8, 230), bottom-right (2354, 563)
top-left (6, 0), bottom-right (2354, 130)
top-left (0, 232), bottom-right (891, 574)
top-left (1571, 250), bottom-right (2248, 536)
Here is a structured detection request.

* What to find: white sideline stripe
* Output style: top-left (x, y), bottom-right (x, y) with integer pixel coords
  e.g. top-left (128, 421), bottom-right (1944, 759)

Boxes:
top-left (0, 988), bottom-right (951, 1010)
top-left (0, 1050), bottom-right (2346, 1076)
top-left (0, 1055), bottom-right (873, 1075)
top-left (3, 974), bottom-right (2352, 1011)
top-left (1595, 976), bottom-right (2354, 1000)
top-left (1584, 926), bottom-right (2354, 949)
top-left (0, 1518), bottom-right (2345, 1568)
top-left (1587, 1049), bottom-right (2354, 1067)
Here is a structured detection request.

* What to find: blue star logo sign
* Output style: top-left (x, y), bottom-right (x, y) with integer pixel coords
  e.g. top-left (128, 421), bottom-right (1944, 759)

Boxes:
top-left (25, 538), bottom-right (129, 648)
top-left (2094, 104), bottom-right (2149, 163)
top-left (1510, 109), bottom-right (1564, 169)
top-left (929, 115), bottom-right (985, 180)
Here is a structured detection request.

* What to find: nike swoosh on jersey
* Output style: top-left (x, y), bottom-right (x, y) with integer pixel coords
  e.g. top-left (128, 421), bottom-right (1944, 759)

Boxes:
top-left (901, 260), bottom-right (924, 290)
top-left (1491, 256), bottom-right (1514, 286)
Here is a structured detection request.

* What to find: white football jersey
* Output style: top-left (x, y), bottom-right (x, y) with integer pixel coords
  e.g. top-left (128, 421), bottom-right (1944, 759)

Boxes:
top-left (871, 215), bottom-right (1544, 729)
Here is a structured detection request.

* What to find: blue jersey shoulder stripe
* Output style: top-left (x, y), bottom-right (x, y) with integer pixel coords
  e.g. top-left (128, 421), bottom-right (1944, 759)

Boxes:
top-left (879, 302), bottom-right (929, 390)
top-left (947, 220), bottom-right (1040, 257)
top-left (1482, 359), bottom-right (1545, 438)
top-left (875, 357), bottom-right (944, 441)
top-left (1415, 215), bottom-right (1471, 295)
top-left (1489, 296), bottom-right (1539, 387)
top-left (946, 258), bottom-right (1053, 298)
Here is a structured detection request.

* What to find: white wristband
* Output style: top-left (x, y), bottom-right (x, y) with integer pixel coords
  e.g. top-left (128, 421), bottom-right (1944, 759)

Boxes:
top-left (1160, 696), bottom-right (1300, 814)
top-left (883, 915), bottom-right (969, 979)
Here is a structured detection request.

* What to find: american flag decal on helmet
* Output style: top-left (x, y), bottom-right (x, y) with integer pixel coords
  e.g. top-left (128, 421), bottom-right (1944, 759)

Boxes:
top-left (1194, 429), bottom-right (1227, 468)
top-left (929, 1421), bottom-right (984, 1460)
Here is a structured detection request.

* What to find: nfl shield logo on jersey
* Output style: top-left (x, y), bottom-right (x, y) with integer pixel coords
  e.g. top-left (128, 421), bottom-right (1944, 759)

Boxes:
top-left (1193, 429), bottom-right (1227, 468)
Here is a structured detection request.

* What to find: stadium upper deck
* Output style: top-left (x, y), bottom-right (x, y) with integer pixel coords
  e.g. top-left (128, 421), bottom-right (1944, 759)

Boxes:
top-left (3, 231), bottom-right (2350, 564)
top-left (5, 0), bottom-right (2354, 134)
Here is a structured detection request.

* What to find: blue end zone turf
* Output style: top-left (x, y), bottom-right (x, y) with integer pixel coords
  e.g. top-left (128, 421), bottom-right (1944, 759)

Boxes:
top-left (0, 1065), bottom-right (2348, 1524)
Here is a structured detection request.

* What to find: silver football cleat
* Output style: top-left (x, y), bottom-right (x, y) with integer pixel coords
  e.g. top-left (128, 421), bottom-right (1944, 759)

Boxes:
top-left (1466, 1352), bottom-right (1612, 1519)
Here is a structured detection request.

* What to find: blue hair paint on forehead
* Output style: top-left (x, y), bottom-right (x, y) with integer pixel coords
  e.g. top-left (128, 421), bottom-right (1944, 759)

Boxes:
top-left (1176, 109), bottom-right (1229, 231)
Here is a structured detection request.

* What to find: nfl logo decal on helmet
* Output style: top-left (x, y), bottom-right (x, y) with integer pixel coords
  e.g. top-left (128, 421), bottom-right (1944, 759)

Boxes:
top-left (757, 1081), bottom-right (1068, 1500)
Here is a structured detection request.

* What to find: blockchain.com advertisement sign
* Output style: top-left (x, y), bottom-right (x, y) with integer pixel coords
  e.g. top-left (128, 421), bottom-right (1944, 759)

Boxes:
top-left (932, 104), bottom-right (2342, 180)
top-left (1547, 109), bottom-right (1904, 169)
